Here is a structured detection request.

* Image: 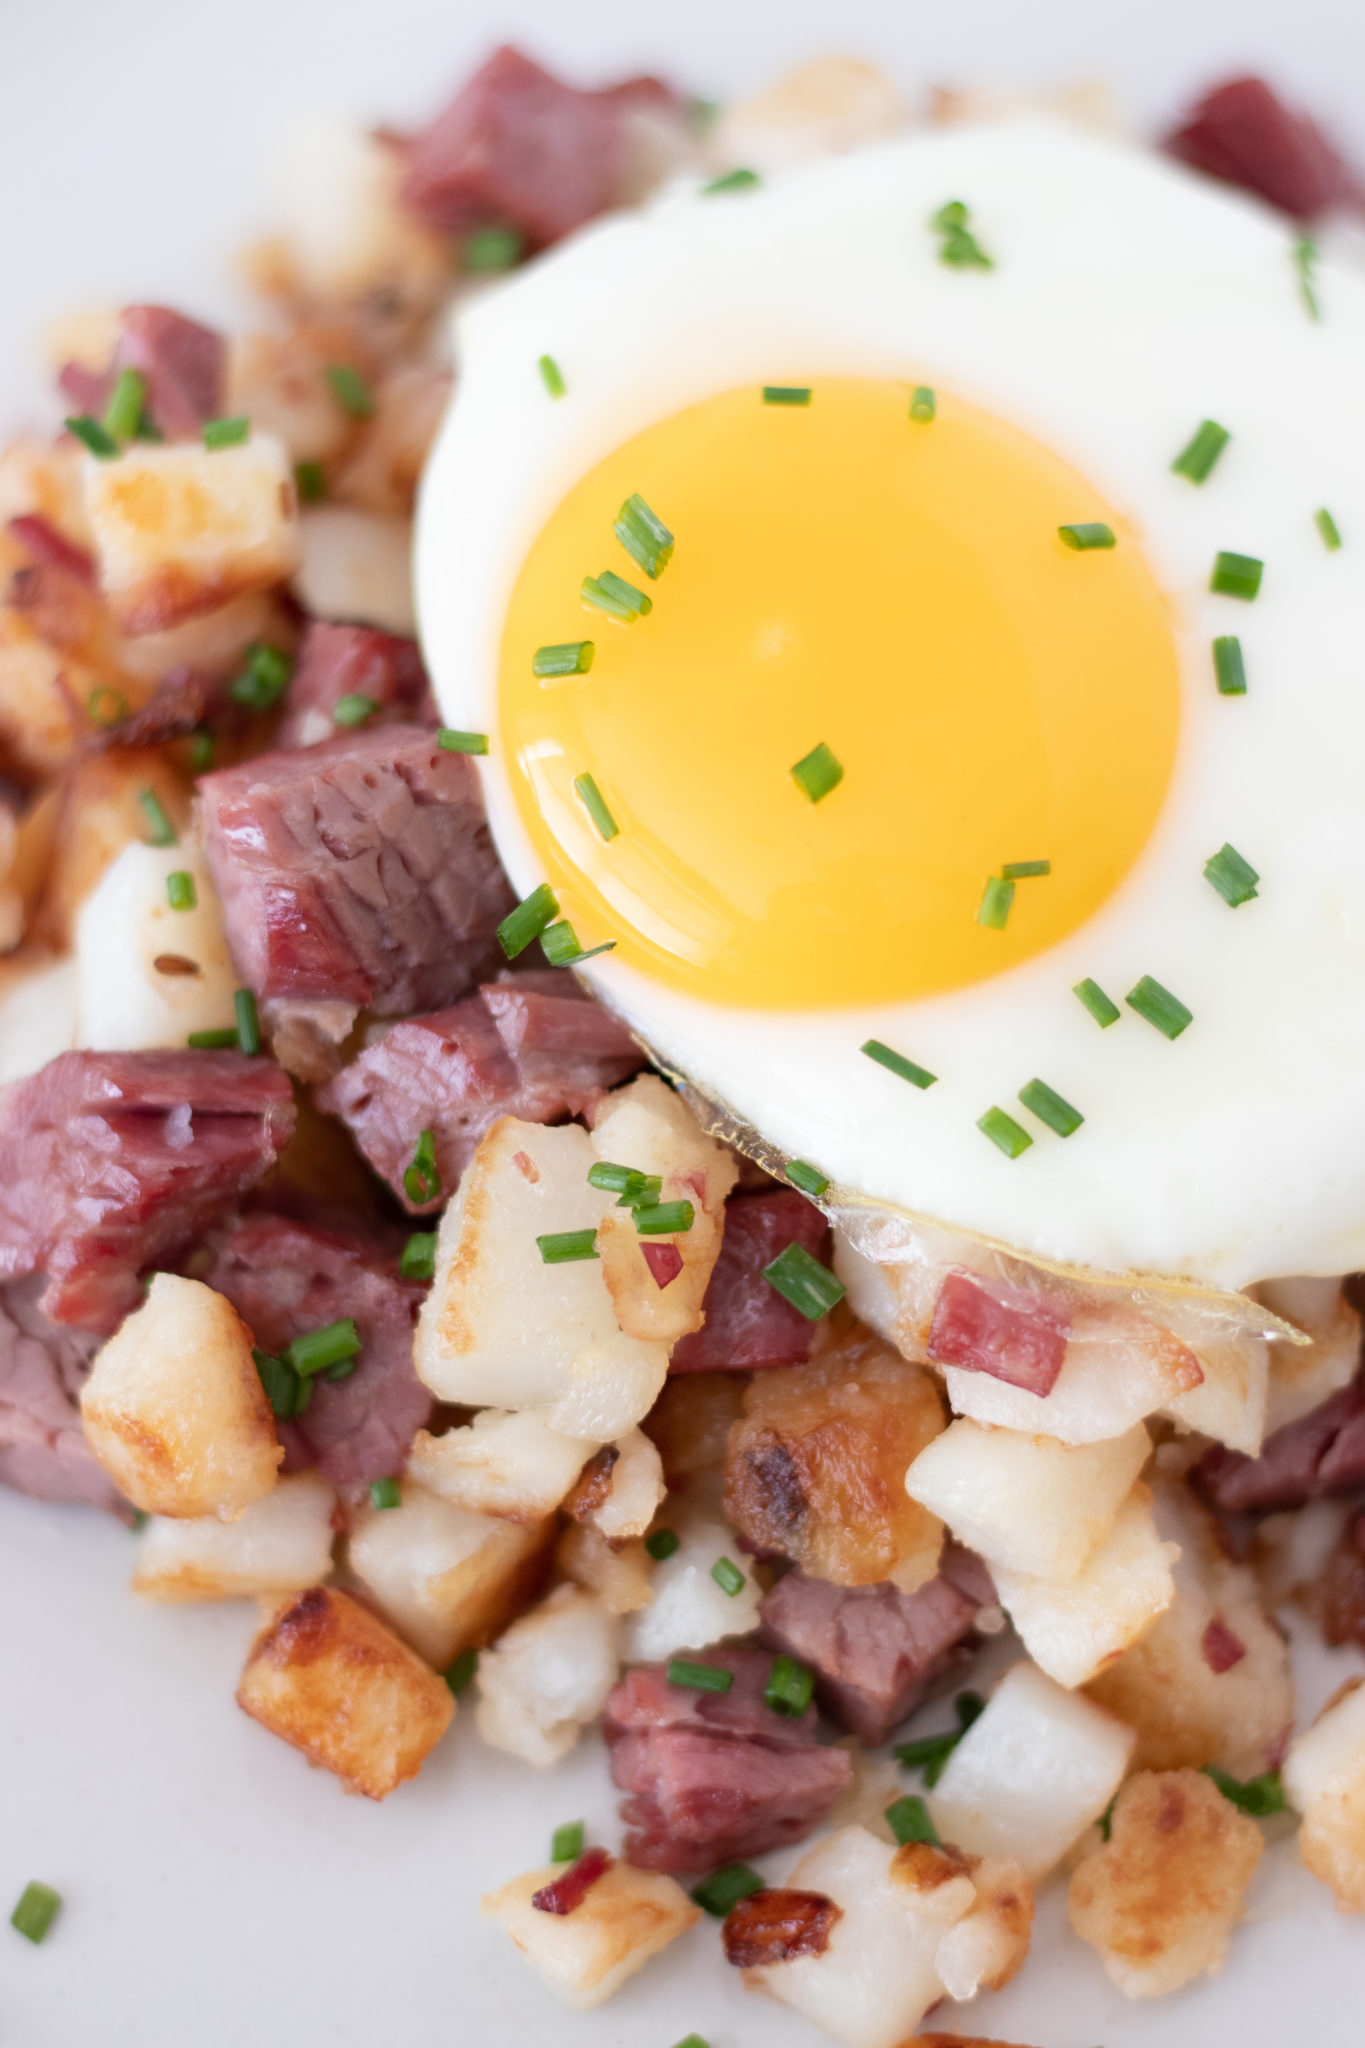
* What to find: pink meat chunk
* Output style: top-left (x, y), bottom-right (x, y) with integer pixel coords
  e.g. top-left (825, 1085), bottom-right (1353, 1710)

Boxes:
top-left (670, 1190), bottom-right (831, 1373)
top-left (605, 1646), bottom-right (851, 1873)
top-left (927, 1270), bottom-right (1071, 1398)
top-left (0, 1050), bottom-right (295, 1334)
top-left (1166, 76), bottom-right (1355, 220)
top-left (316, 971), bottom-right (643, 1212)
top-left (0, 1275), bottom-right (118, 1511)
top-left (204, 1211), bottom-right (430, 1493)
top-left (757, 1547), bottom-right (991, 1746)
top-left (1197, 1381), bottom-right (1365, 1515)
top-left (275, 624), bottom-right (436, 750)
top-left (59, 305), bottom-right (225, 440)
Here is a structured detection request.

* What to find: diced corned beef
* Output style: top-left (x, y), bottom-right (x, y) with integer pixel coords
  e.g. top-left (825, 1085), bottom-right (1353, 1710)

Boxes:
top-left (316, 972), bottom-right (643, 1211)
top-left (604, 1644), bottom-right (851, 1873)
top-left (199, 726), bottom-right (515, 1076)
top-left (1166, 76), bottom-right (1356, 220)
top-left (1197, 1381), bottom-right (1365, 1515)
top-left (669, 1190), bottom-right (831, 1374)
top-left (1201, 1617), bottom-right (1247, 1673)
top-left (114, 306), bottom-right (226, 439)
top-left (531, 1847), bottom-right (614, 1915)
top-left (927, 1270), bottom-right (1071, 1398)
top-left (6, 515), bottom-right (95, 585)
top-left (95, 666), bottom-right (217, 751)
top-left (275, 623), bottom-right (436, 750)
top-left (757, 1548), bottom-right (989, 1747)
top-left (203, 1210), bottom-right (430, 1493)
top-left (0, 1275), bottom-right (118, 1510)
top-left (57, 361), bottom-right (110, 418)
top-left (0, 1050), bottom-right (295, 1333)
top-left (1321, 1511), bottom-right (1365, 1652)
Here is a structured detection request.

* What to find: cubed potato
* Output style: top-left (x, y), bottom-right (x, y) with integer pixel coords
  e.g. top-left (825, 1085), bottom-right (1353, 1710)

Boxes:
top-left (590, 1075), bottom-right (738, 1344)
top-left (133, 1472), bottom-right (336, 1600)
top-left (347, 1480), bottom-right (551, 1669)
top-left (578, 1427), bottom-right (665, 1543)
top-left (0, 608), bottom-right (93, 777)
top-left (292, 505), bottom-right (414, 636)
top-left (546, 1331), bottom-right (670, 1442)
top-left (1283, 1678), bottom-right (1365, 1911)
top-left (1259, 1276), bottom-right (1361, 1434)
top-left (482, 1856), bottom-right (699, 2012)
top-left (0, 434), bottom-right (92, 542)
top-left (708, 58), bottom-right (903, 171)
top-left (644, 1369), bottom-right (746, 1484)
top-left (81, 433), bottom-right (302, 636)
top-left (80, 1273), bottom-right (281, 1519)
top-left (75, 842), bottom-right (237, 1051)
top-left (1159, 1312), bottom-right (1268, 1456)
top-left (1067, 1769), bottom-right (1263, 1996)
top-left (1086, 1480), bottom-right (1293, 1778)
top-left (623, 1505), bottom-right (762, 1663)
top-left (332, 363), bottom-right (451, 517)
top-left (928, 1661), bottom-right (1135, 1879)
top-left (407, 1409), bottom-right (597, 1523)
top-left (475, 1584), bottom-right (620, 1766)
top-left (32, 748), bottom-right (193, 951)
top-left (905, 1419), bottom-right (1150, 1581)
top-left (237, 1584), bottom-right (452, 1798)
top-left (556, 1520), bottom-right (654, 1616)
top-left (992, 1486), bottom-right (1179, 1691)
top-left (727, 1317), bottom-right (945, 1589)
top-left (940, 1305), bottom-right (1201, 1446)
top-left (0, 952), bottom-right (78, 1085)
top-left (113, 587), bottom-right (296, 687)
top-left (225, 327), bottom-right (364, 466)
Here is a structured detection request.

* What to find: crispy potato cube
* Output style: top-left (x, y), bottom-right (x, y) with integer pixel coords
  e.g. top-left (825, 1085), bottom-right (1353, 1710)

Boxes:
top-left (0, 608), bottom-right (92, 778)
top-left (31, 747), bottom-right (192, 952)
top-left (225, 327), bottom-right (361, 466)
top-left (992, 1484), bottom-right (1178, 1689)
top-left (726, 1316), bottom-right (945, 1589)
top-left (905, 1418), bottom-right (1150, 1580)
top-left (556, 1520), bottom-right (654, 1616)
top-left (81, 432), bottom-right (302, 636)
top-left (579, 1426), bottom-right (665, 1543)
top-left (940, 1305), bottom-right (1201, 1446)
top-left (292, 505), bottom-right (414, 636)
top-left (80, 1273), bottom-right (281, 1518)
top-left (0, 952), bottom-right (78, 1086)
top-left (267, 114), bottom-right (451, 321)
top-left (475, 1584), bottom-right (619, 1766)
top-left (133, 1472), bottom-right (336, 1601)
top-left (482, 1856), bottom-right (699, 2012)
top-left (590, 1075), bottom-right (738, 1344)
top-left (407, 1409), bottom-right (596, 1523)
top-left (1068, 1769), bottom-right (1263, 1996)
top-left (709, 58), bottom-right (903, 170)
top-left (546, 1331), bottom-right (670, 1442)
top-left (1159, 1312), bottom-right (1268, 1456)
top-left (1284, 1678), bottom-right (1365, 1910)
top-left (644, 1369), bottom-right (745, 1483)
top-left (332, 363), bottom-right (450, 517)
top-left (623, 1504), bottom-right (761, 1663)
top-left (347, 1480), bottom-right (550, 1669)
top-left (1259, 1275), bottom-right (1362, 1434)
top-left (75, 842), bottom-right (237, 1051)
top-left (237, 1584), bottom-right (452, 1798)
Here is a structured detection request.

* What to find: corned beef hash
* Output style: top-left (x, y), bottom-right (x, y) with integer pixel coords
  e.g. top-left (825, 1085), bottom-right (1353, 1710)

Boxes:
top-left (5, 45), bottom-right (1365, 2043)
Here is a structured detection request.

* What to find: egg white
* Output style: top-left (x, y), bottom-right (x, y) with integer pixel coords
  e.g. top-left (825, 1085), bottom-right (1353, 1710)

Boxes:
top-left (416, 117), bottom-right (1365, 1292)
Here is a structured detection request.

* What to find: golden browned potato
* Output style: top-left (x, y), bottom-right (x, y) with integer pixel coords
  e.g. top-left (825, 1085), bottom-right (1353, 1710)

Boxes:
top-left (132, 1473), bottom-right (336, 1601)
top-left (482, 1856), bottom-right (699, 2011)
top-left (237, 1584), bottom-right (452, 1798)
top-left (30, 747), bottom-right (192, 952)
top-left (644, 1369), bottom-right (745, 1485)
top-left (347, 1481), bottom-right (552, 1668)
top-left (1284, 1677), bottom-right (1365, 1911)
top-left (555, 1521), bottom-right (654, 1617)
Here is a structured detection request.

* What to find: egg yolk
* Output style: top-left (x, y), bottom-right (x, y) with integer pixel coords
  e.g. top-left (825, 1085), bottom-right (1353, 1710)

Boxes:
top-left (499, 379), bottom-right (1179, 1008)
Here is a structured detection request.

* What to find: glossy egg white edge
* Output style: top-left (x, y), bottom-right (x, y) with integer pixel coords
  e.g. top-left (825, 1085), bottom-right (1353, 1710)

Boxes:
top-left (416, 117), bottom-right (1365, 1292)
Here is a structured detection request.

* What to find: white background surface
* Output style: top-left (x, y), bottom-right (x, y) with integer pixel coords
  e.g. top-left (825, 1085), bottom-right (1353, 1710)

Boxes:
top-left (3, 4), bottom-right (1365, 2045)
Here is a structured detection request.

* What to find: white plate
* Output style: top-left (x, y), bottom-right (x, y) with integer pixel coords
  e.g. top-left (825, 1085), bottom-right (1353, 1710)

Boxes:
top-left (3, 6), bottom-right (1365, 2043)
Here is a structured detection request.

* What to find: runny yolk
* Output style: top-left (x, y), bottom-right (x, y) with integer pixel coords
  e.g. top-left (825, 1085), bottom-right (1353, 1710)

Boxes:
top-left (498, 378), bottom-right (1180, 1009)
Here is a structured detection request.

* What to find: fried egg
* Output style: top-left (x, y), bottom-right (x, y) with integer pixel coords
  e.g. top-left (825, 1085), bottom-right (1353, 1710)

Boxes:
top-left (416, 118), bottom-right (1365, 1291)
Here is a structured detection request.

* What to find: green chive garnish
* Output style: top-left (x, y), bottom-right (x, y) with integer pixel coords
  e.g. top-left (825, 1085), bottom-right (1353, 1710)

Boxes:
top-left (234, 986), bottom-right (261, 1056)
top-left (532, 642), bottom-right (594, 679)
top-left (1018, 1077), bottom-right (1084, 1136)
top-left (765, 1655), bottom-right (815, 1718)
top-left (1203, 841), bottom-right (1259, 908)
top-left (400, 1231), bottom-right (438, 1282)
top-left (325, 363), bottom-right (375, 419)
top-left (617, 1175), bottom-right (662, 1209)
top-left (287, 1318), bottom-right (361, 1378)
top-left (370, 1477), bottom-right (401, 1510)
top-left (574, 773), bottom-right (619, 841)
top-left (1316, 507), bottom-right (1343, 551)
top-left (909, 385), bottom-right (936, 424)
top-left (537, 353), bottom-right (566, 399)
top-left (66, 415), bottom-right (119, 459)
top-left (690, 1862), bottom-right (762, 1915)
top-left (711, 1556), bottom-right (746, 1596)
top-left (1171, 419), bottom-right (1230, 484)
top-left (10, 1882), bottom-right (61, 1945)
top-left (551, 1821), bottom-right (585, 1862)
top-left (884, 1794), bottom-right (941, 1847)
top-left (588, 1160), bottom-right (647, 1196)
top-left (203, 415), bottom-right (249, 450)
top-left (702, 167), bottom-right (760, 194)
top-left (862, 1039), bottom-right (936, 1089)
top-left (139, 788), bottom-right (176, 847)
top-left (894, 1690), bottom-right (984, 1786)
top-left (645, 1527), bottom-right (680, 1561)
top-left (253, 1346), bottom-right (297, 1416)
top-left (790, 741), bottom-right (844, 804)
top-left (464, 224), bottom-right (524, 272)
top-left (582, 570), bottom-right (652, 622)
top-left (978, 1107), bottom-right (1033, 1159)
top-left (633, 1200), bottom-right (695, 1236)
top-left (668, 1658), bottom-right (733, 1695)
top-left (537, 1229), bottom-right (600, 1264)
top-left (931, 200), bottom-right (993, 269)
top-left (87, 684), bottom-right (129, 728)
top-left (762, 386), bottom-right (812, 405)
top-left (1098, 1793), bottom-right (1117, 1841)
top-left (670, 2036), bottom-right (711, 2048)
top-left (444, 1647), bottom-right (478, 1695)
top-left (614, 494), bottom-right (674, 579)
top-left (437, 727), bottom-right (489, 754)
top-left (187, 1027), bottom-right (238, 1050)
top-left (1001, 859), bottom-right (1050, 880)
top-left (1294, 234), bottom-right (1321, 321)
top-left (1213, 636), bottom-right (1247, 696)
top-left (499, 882), bottom-right (560, 960)
top-left (1126, 975), bottom-right (1193, 1039)
top-left (1058, 522), bottom-right (1116, 551)
top-left (977, 875), bottom-right (1014, 930)
top-left (1202, 1764), bottom-right (1287, 1817)
top-left (786, 1159), bottom-right (830, 1200)
top-left (166, 870), bottom-right (196, 911)
top-left (229, 642), bottom-right (294, 710)
top-left (540, 920), bottom-right (615, 967)
top-left (403, 1128), bottom-right (440, 1205)
top-left (295, 459), bottom-right (326, 503)
top-left (1210, 550), bottom-right (1263, 600)
top-left (102, 368), bottom-right (148, 444)
top-left (333, 692), bottom-right (377, 727)
top-left (130, 1509), bottom-right (150, 1531)
top-left (1073, 977), bottom-right (1120, 1028)
top-left (189, 726), bottom-right (216, 772)
top-left (763, 1242), bottom-right (846, 1321)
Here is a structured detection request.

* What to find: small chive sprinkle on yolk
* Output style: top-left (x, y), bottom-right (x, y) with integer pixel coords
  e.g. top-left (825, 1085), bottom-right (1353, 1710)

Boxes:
top-left (500, 379), bottom-right (1179, 1007)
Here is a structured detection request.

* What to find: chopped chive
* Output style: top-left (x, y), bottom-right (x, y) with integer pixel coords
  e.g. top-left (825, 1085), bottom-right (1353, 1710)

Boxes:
top-left (633, 1200), bottom-right (695, 1236)
top-left (1058, 522), bottom-right (1116, 551)
top-left (1126, 975), bottom-right (1193, 1039)
top-left (437, 726), bottom-right (489, 754)
top-left (400, 1230), bottom-right (439, 1282)
top-left (403, 1128), bottom-right (441, 1206)
top-left (931, 200), bottom-right (993, 269)
top-left (87, 684), bottom-right (129, 728)
top-left (130, 1509), bottom-right (149, 1531)
top-left (234, 986), bottom-right (261, 1056)
top-left (670, 2035), bottom-right (711, 2048)
top-left (325, 362), bottom-right (375, 419)
top-left (166, 869), bottom-right (196, 911)
top-left (1098, 1793), bottom-right (1117, 1841)
top-left (762, 385), bottom-right (812, 406)
top-left (532, 641), bottom-right (594, 679)
top-left (537, 353), bottom-right (566, 399)
top-left (187, 1027), bottom-right (238, 1049)
top-left (702, 166), bottom-right (760, 194)
top-left (786, 1159), bottom-right (830, 1200)
top-left (551, 1820), bottom-right (585, 1863)
top-left (977, 875), bottom-right (1014, 930)
top-left (139, 788), bottom-right (176, 847)
top-left (10, 1882), bottom-right (61, 1945)
top-left (885, 1793), bottom-right (941, 1846)
top-left (1294, 234), bottom-right (1321, 322)
top-left (1210, 550), bottom-right (1263, 600)
top-left (574, 772), bottom-right (619, 841)
top-left (133, 411), bottom-right (162, 443)
top-left (645, 1526), bottom-right (680, 1561)
top-left (617, 1175), bottom-right (662, 1210)
top-left (861, 1039), bottom-right (936, 1090)
top-left (763, 1241), bottom-right (846, 1321)
top-left (325, 1356), bottom-right (358, 1383)
top-left (909, 385), bottom-right (936, 423)
top-left (690, 1862), bottom-right (762, 1915)
top-left (711, 1556), bottom-right (746, 1596)
top-left (1202, 1764), bottom-right (1287, 1816)
top-left (464, 224), bottom-right (524, 272)
top-left (229, 641), bottom-right (294, 710)
top-left (498, 882), bottom-right (560, 960)
top-left (537, 1229), bottom-right (600, 1264)
top-left (1171, 418), bottom-right (1230, 484)
top-left (1203, 841), bottom-right (1260, 908)
top-left (1073, 977), bottom-right (1120, 1028)
top-left (540, 919), bottom-right (615, 967)
top-left (894, 1691), bottom-right (984, 1787)
top-left (333, 692), bottom-right (377, 727)
top-left (614, 493), bottom-right (674, 579)
top-left (66, 414), bottom-right (120, 458)
top-left (294, 459), bottom-right (326, 503)
top-left (189, 726), bottom-right (216, 772)
top-left (203, 414), bottom-right (249, 450)
top-left (103, 367), bottom-right (148, 444)
top-left (588, 1160), bottom-right (647, 1196)
top-left (287, 1317), bottom-right (361, 1377)
top-left (1213, 636), bottom-right (1247, 696)
top-left (253, 1347), bottom-right (299, 1419)
top-left (790, 741), bottom-right (844, 804)
top-left (581, 569), bottom-right (652, 622)
top-left (1018, 1077), bottom-right (1084, 1136)
top-left (765, 1654), bottom-right (815, 1718)
top-left (978, 1107), bottom-right (1033, 1159)
top-left (370, 1477), bottom-right (401, 1510)
top-left (1316, 507), bottom-right (1343, 551)
top-left (444, 1647), bottom-right (478, 1695)
top-left (1001, 859), bottom-right (1050, 880)
top-left (668, 1658), bottom-right (734, 1695)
